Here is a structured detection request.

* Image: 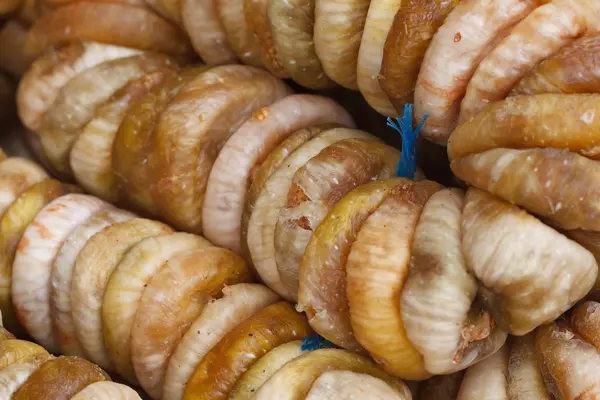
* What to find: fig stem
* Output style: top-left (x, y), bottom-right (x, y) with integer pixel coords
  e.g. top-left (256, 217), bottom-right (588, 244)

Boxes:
top-left (386, 104), bottom-right (427, 179)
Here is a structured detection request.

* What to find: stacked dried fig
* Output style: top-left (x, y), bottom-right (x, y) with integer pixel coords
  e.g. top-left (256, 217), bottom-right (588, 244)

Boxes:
top-left (0, 151), bottom-right (411, 399)
top-left (0, 298), bottom-right (142, 399)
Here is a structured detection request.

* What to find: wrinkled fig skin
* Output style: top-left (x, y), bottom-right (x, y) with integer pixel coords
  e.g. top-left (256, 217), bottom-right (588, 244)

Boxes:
top-left (456, 345), bottom-right (509, 399)
top-left (452, 147), bottom-right (600, 232)
top-left (418, 372), bottom-right (464, 400)
top-left (513, 33), bottom-right (600, 95)
top-left (252, 348), bottom-right (411, 400)
top-left (149, 65), bottom-right (290, 234)
top-left (24, 2), bottom-right (195, 58)
top-left (462, 188), bottom-right (597, 336)
top-left (183, 302), bottom-right (311, 400)
top-left (380, 0), bottom-right (460, 110)
top-left (401, 188), bottom-right (507, 375)
top-left (12, 356), bottom-right (109, 400)
top-left (508, 335), bottom-right (551, 399)
top-left (276, 138), bottom-right (400, 301)
top-left (345, 180), bottom-right (442, 380)
top-left (112, 68), bottom-right (206, 215)
top-left (305, 371), bottom-right (407, 399)
top-left (268, 0), bottom-right (336, 89)
top-left (216, 0), bottom-right (263, 67)
top-left (39, 53), bottom-right (175, 179)
top-left (447, 94), bottom-right (600, 161)
top-left (571, 301), bottom-right (600, 357)
top-left (298, 179), bottom-right (408, 353)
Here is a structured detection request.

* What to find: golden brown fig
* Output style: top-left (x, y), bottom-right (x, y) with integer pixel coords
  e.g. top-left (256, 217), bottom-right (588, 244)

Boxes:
top-left (24, 2), bottom-right (194, 58)
top-left (103, 232), bottom-right (210, 384)
top-left (356, 0), bottom-right (402, 116)
top-left (451, 147), bottom-right (600, 232)
top-left (248, 128), bottom-right (375, 300)
top-left (0, 20), bottom-right (35, 78)
top-left (0, 0), bottom-right (22, 16)
top-left (244, 0), bottom-right (289, 78)
top-left (39, 53), bottom-right (175, 178)
top-left (571, 301), bottom-right (600, 352)
top-left (131, 246), bottom-right (251, 399)
top-left (461, 188), bottom-right (596, 335)
top-left (71, 218), bottom-right (172, 370)
top-left (276, 138), bottom-right (400, 300)
top-left (203, 94), bottom-right (354, 253)
top-left (536, 322), bottom-right (600, 399)
top-left (164, 284), bottom-right (279, 400)
top-left (345, 180), bottom-right (442, 379)
top-left (401, 188), bottom-right (506, 375)
top-left (447, 94), bottom-right (600, 161)
top-left (183, 302), bottom-right (311, 400)
top-left (112, 68), bottom-right (206, 215)
top-left (12, 356), bottom-right (109, 400)
top-left (380, 0), bottom-right (460, 109)
top-left (252, 348), bottom-right (410, 399)
top-left (229, 340), bottom-right (304, 400)
top-left (0, 179), bottom-right (77, 334)
top-left (297, 179), bottom-right (405, 353)
top-left (17, 42), bottom-right (141, 133)
top-left (0, 352), bottom-right (54, 398)
top-left (70, 67), bottom-right (178, 201)
top-left (513, 33), bottom-right (600, 95)
top-left (145, 0), bottom-right (181, 23)
top-left (149, 65), bottom-right (290, 233)
top-left (268, 0), bottom-right (335, 89)
top-left (313, 0), bottom-right (369, 90)
top-left (0, 340), bottom-right (48, 369)
top-left (216, 0), bottom-right (262, 66)
top-left (180, 0), bottom-right (237, 65)
top-left (51, 207), bottom-right (135, 358)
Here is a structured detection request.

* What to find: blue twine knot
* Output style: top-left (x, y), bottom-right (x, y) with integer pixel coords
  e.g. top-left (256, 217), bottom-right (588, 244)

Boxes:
top-left (300, 334), bottom-right (334, 351)
top-left (387, 104), bottom-right (428, 179)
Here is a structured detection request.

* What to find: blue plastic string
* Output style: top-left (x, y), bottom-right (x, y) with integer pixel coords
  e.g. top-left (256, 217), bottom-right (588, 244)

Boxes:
top-left (387, 104), bottom-right (428, 179)
top-left (300, 334), bottom-right (335, 351)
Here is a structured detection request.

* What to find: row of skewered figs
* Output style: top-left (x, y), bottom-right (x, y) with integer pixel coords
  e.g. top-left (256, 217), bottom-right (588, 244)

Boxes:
top-left (0, 151), bottom-right (420, 400)
top-left (7, 34), bottom-right (600, 398)
top-left (2, 0), bottom-right (600, 145)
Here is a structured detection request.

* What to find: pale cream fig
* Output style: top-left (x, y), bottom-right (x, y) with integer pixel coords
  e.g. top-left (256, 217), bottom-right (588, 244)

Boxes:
top-left (103, 232), bottom-right (211, 384)
top-left (51, 208), bottom-right (136, 357)
top-left (12, 193), bottom-right (109, 353)
top-left (38, 53), bottom-right (175, 178)
top-left (17, 42), bottom-right (142, 132)
top-left (71, 218), bottom-right (172, 370)
top-left (401, 188), bottom-right (507, 375)
top-left (70, 67), bottom-right (179, 202)
top-left (247, 127), bottom-right (376, 301)
top-left (305, 371), bottom-right (406, 400)
top-left (203, 94), bottom-right (355, 253)
top-left (71, 381), bottom-right (143, 400)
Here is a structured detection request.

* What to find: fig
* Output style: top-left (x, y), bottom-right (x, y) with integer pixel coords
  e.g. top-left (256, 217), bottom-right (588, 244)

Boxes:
top-left (203, 94), bottom-right (354, 252)
top-left (71, 381), bottom-right (143, 400)
top-left (130, 246), bottom-right (251, 398)
top-left (0, 352), bottom-right (54, 398)
top-left (149, 65), bottom-right (289, 233)
top-left (38, 53), bottom-right (175, 178)
top-left (164, 283), bottom-right (279, 400)
top-left (183, 302), bottom-right (311, 400)
top-left (70, 67), bottom-right (179, 201)
top-left (51, 208), bottom-right (135, 357)
top-left (216, 0), bottom-right (262, 66)
top-left (103, 232), bottom-right (210, 384)
top-left (12, 194), bottom-right (109, 353)
top-left (268, 0), bottom-right (335, 89)
top-left (305, 371), bottom-right (407, 399)
top-left (71, 218), bottom-right (172, 369)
